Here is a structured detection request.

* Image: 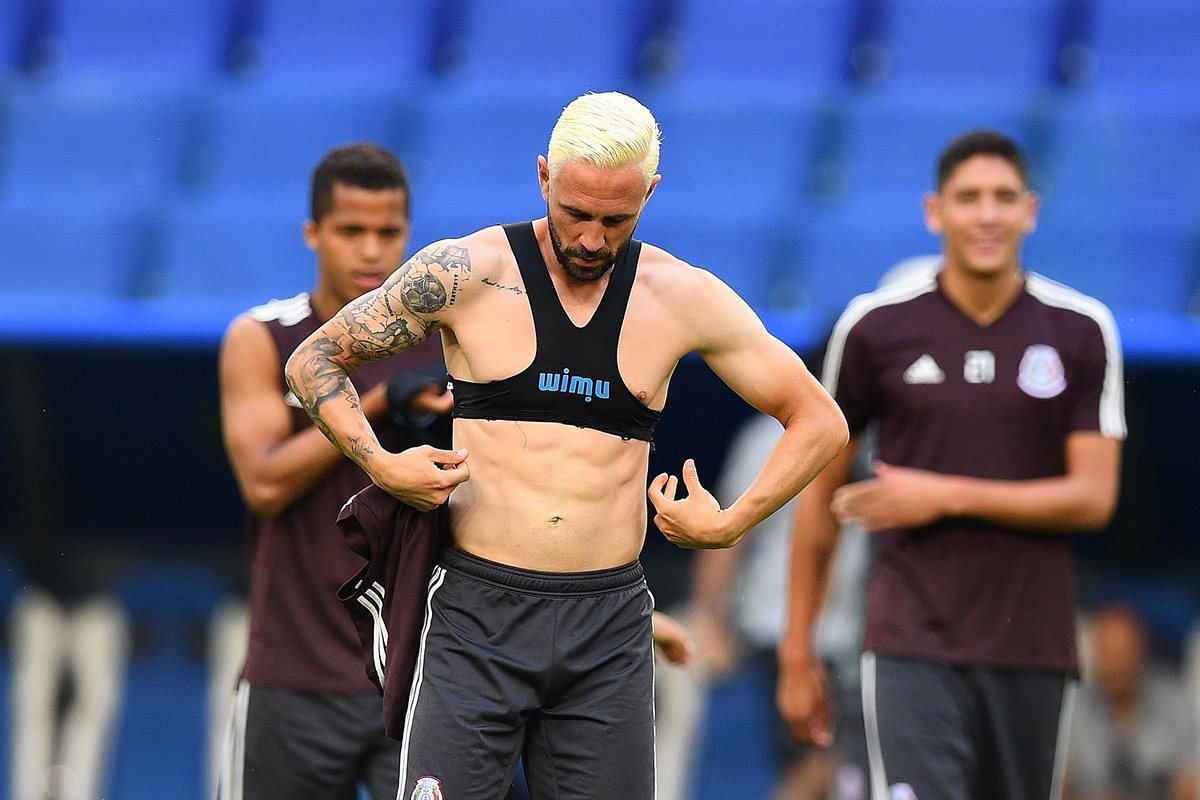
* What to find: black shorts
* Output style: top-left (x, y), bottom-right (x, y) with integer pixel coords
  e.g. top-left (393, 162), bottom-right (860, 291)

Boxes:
top-left (399, 547), bottom-right (656, 800)
top-left (861, 652), bottom-right (1073, 800)
top-left (219, 681), bottom-right (400, 800)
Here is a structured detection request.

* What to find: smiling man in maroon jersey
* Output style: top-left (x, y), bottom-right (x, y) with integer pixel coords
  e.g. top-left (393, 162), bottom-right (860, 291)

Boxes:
top-left (779, 130), bottom-right (1126, 800)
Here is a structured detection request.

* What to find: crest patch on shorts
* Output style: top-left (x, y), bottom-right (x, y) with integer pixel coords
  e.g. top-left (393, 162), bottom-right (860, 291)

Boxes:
top-left (1017, 344), bottom-right (1067, 399)
top-left (411, 776), bottom-right (444, 800)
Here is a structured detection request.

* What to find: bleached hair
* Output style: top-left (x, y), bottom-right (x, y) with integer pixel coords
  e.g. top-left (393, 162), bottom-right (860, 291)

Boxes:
top-left (547, 91), bottom-right (661, 183)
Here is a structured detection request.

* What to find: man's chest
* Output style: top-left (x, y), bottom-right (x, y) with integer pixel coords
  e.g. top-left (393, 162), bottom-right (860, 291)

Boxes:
top-left (869, 320), bottom-right (1075, 426)
top-left (447, 287), bottom-right (682, 397)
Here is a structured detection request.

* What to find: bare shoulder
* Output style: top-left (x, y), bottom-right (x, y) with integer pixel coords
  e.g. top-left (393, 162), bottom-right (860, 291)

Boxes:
top-left (384, 225), bottom-right (514, 316)
top-left (634, 242), bottom-right (764, 347)
top-left (219, 311), bottom-right (279, 388)
top-left (220, 311), bottom-right (273, 361)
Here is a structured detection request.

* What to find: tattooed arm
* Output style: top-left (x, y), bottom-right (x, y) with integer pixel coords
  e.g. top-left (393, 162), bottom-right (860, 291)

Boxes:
top-left (285, 241), bottom-right (473, 510)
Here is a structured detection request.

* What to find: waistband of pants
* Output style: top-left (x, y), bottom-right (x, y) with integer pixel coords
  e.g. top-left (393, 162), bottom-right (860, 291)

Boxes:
top-left (439, 546), bottom-right (644, 596)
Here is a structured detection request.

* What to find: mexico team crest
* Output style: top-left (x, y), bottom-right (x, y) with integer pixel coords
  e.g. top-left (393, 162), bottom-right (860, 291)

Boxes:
top-left (1017, 344), bottom-right (1067, 399)
top-left (411, 776), bottom-right (444, 800)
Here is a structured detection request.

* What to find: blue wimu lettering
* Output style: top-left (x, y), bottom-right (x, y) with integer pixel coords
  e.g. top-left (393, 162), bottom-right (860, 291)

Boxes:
top-left (537, 368), bottom-right (609, 402)
top-left (569, 375), bottom-right (594, 401)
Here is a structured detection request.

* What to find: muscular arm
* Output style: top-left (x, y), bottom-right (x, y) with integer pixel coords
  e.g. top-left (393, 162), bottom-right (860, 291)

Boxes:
top-left (832, 431), bottom-right (1121, 533)
top-left (649, 277), bottom-right (848, 549)
top-left (284, 242), bottom-right (473, 508)
top-left (218, 314), bottom-right (391, 516)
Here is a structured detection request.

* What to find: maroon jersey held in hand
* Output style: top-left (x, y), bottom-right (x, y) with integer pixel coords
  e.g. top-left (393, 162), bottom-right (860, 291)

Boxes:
top-left (240, 293), bottom-right (442, 692)
top-left (336, 484), bottom-right (446, 740)
top-left (824, 270), bottom-right (1125, 674)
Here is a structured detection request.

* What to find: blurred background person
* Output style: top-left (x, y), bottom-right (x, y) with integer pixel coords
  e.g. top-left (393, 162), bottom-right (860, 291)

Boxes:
top-left (1066, 601), bottom-right (1200, 800)
top-left (8, 568), bottom-right (129, 800)
top-left (215, 142), bottom-right (449, 800)
top-left (687, 409), bottom-right (870, 800)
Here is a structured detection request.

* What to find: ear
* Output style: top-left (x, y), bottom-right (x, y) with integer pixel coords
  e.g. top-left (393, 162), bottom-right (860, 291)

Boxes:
top-left (302, 219), bottom-right (319, 252)
top-left (537, 155), bottom-right (551, 203)
top-left (645, 173), bottom-right (661, 202)
top-left (921, 191), bottom-right (943, 236)
top-left (1023, 191), bottom-right (1040, 234)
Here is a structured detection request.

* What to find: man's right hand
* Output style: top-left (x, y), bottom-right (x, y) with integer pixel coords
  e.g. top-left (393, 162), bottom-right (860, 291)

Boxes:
top-left (370, 446), bottom-right (470, 511)
top-left (777, 653), bottom-right (835, 747)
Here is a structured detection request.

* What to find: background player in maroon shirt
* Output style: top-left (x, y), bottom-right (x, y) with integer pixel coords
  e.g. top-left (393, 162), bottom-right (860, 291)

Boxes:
top-left (216, 143), bottom-right (451, 800)
top-left (779, 131), bottom-right (1126, 800)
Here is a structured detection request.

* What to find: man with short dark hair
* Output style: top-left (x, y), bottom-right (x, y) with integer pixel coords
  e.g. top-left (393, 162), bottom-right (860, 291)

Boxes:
top-left (779, 130), bottom-right (1126, 800)
top-left (217, 142), bottom-right (448, 800)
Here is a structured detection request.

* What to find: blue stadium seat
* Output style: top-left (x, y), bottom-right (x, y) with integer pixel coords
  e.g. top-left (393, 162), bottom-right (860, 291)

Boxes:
top-left (153, 193), bottom-right (314, 305)
top-left (112, 561), bottom-right (229, 800)
top-left (0, 196), bottom-right (155, 299)
top-left (190, 82), bottom-right (426, 196)
top-left (0, 80), bottom-right (200, 202)
top-left (793, 193), bottom-right (936, 324)
top-left (1023, 200), bottom-right (1128, 312)
top-left (1044, 98), bottom-right (1200, 211)
top-left (1032, 206), bottom-right (1200, 318)
top-left (1087, 0), bottom-right (1200, 103)
top-left (249, 0), bottom-right (443, 88)
top-left (0, 0), bottom-right (40, 74)
top-left (407, 87), bottom-right (563, 243)
top-left (869, 0), bottom-right (1064, 90)
top-left (636, 203), bottom-right (796, 311)
top-left (827, 88), bottom-right (1044, 198)
top-left (40, 0), bottom-right (239, 82)
top-left (668, 0), bottom-right (860, 91)
top-left (443, 0), bottom-right (656, 91)
top-left (641, 89), bottom-right (828, 214)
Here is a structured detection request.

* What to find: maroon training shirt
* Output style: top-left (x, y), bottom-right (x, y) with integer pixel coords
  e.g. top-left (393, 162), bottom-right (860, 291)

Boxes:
top-left (824, 270), bottom-right (1125, 673)
top-left (239, 292), bottom-right (443, 692)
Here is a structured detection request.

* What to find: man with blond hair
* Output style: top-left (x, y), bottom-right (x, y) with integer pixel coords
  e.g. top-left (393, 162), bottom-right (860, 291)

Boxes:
top-left (285, 91), bottom-right (848, 799)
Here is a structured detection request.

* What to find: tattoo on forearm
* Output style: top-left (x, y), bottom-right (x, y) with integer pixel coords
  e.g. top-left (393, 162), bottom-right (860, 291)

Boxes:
top-left (293, 337), bottom-right (357, 415)
top-left (347, 434), bottom-right (374, 464)
top-left (288, 355), bottom-right (372, 462)
top-left (286, 242), bottom-right (472, 464)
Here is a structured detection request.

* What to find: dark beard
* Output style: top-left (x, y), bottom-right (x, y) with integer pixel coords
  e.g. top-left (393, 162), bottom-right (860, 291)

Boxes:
top-left (546, 214), bottom-right (623, 283)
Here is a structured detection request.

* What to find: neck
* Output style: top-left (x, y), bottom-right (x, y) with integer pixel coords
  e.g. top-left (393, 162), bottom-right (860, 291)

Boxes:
top-left (309, 287), bottom-right (346, 324)
top-left (939, 263), bottom-right (1024, 326)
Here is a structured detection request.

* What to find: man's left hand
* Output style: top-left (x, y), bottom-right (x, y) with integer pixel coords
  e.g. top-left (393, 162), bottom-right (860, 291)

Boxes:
top-left (647, 459), bottom-right (737, 549)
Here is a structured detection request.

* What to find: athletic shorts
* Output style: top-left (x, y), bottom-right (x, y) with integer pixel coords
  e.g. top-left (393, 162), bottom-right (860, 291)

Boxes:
top-left (219, 681), bottom-right (401, 800)
top-left (861, 652), bottom-right (1074, 800)
top-left (398, 547), bottom-right (656, 800)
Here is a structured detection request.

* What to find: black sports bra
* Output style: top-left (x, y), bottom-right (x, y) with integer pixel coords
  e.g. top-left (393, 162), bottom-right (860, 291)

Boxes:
top-left (450, 222), bottom-right (661, 442)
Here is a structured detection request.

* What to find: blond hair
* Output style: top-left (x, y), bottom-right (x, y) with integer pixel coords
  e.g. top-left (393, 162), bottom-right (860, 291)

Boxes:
top-left (547, 92), bottom-right (661, 183)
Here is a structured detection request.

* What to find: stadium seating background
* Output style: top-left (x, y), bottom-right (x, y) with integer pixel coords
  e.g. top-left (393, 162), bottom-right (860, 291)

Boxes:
top-left (0, 0), bottom-right (1198, 797)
